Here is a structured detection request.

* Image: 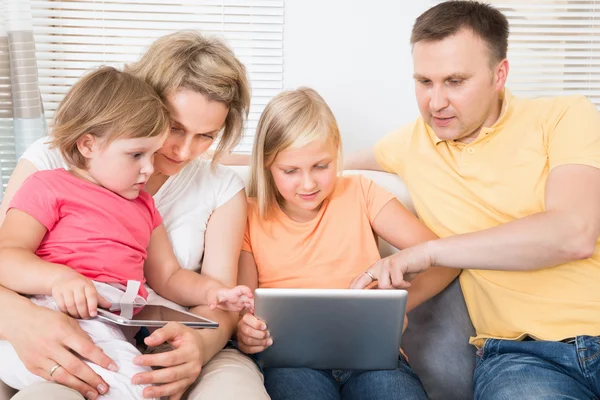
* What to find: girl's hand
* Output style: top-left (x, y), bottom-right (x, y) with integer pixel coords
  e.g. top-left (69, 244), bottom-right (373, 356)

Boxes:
top-left (207, 285), bottom-right (254, 312)
top-left (131, 322), bottom-right (203, 400)
top-left (52, 271), bottom-right (111, 319)
top-left (236, 312), bottom-right (272, 354)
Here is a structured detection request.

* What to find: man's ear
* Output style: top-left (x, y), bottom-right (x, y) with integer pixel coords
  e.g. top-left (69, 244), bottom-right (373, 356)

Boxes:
top-left (75, 133), bottom-right (97, 158)
top-left (494, 58), bottom-right (509, 92)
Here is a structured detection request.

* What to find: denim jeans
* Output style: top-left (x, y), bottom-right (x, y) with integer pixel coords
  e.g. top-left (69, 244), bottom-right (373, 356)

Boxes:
top-left (263, 355), bottom-right (428, 400)
top-left (474, 336), bottom-right (600, 400)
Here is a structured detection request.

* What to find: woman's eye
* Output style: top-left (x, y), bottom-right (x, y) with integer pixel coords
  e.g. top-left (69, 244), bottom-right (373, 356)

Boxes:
top-left (315, 164), bottom-right (329, 170)
top-left (198, 134), bottom-right (215, 140)
top-left (283, 169), bottom-right (297, 175)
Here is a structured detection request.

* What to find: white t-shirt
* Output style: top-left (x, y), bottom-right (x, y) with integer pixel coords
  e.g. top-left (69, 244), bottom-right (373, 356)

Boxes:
top-left (21, 137), bottom-right (245, 272)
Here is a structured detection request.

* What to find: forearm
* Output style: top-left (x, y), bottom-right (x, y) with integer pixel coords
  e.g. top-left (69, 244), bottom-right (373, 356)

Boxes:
top-left (406, 267), bottom-right (460, 312)
top-left (429, 210), bottom-right (596, 271)
top-left (0, 247), bottom-right (72, 294)
top-left (156, 269), bottom-right (224, 307)
top-left (188, 305), bottom-right (237, 365)
top-left (344, 147), bottom-right (383, 171)
top-left (0, 285), bottom-right (37, 339)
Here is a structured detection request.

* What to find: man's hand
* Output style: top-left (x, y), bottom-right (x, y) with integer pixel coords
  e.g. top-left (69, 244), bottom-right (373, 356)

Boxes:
top-left (350, 243), bottom-right (433, 289)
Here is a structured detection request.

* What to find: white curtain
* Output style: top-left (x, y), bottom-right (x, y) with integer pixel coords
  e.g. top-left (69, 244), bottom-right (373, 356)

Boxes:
top-left (0, 0), bottom-right (46, 201)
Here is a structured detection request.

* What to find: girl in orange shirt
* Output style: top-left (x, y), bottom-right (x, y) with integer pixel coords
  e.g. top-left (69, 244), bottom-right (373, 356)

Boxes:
top-left (236, 87), bottom-right (439, 400)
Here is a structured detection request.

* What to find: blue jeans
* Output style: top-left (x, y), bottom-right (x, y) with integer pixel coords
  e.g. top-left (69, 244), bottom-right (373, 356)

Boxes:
top-left (474, 336), bottom-right (600, 400)
top-left (263, 355), bottom-right (428, 400)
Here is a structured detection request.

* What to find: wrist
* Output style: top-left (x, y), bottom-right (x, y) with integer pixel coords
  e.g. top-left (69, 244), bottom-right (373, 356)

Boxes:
top-left (424, 240), bottom-right (439, 268)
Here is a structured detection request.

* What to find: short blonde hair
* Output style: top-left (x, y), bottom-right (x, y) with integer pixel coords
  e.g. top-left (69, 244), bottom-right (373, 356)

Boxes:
top-left (125, 30), bottom-right (251, 162)
top-left (51, 66), bottom-right (170, 169)
top-left (249, 87), bottom-right (342, 218)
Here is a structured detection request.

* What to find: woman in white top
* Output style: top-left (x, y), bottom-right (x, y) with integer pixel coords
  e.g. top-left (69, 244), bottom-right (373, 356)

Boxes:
top-left (0, 31), bottom-right (269, 400)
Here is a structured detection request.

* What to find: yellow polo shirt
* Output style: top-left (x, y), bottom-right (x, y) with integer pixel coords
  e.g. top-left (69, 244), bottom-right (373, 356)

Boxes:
top-left (374, 89), bottom-right (600, 347)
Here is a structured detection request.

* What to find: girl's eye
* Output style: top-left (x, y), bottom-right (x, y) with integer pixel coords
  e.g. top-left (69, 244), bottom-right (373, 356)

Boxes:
top-left (171, 127), bottom-right (183, 134)
top-left (131, 153), bottom-right (143, 159)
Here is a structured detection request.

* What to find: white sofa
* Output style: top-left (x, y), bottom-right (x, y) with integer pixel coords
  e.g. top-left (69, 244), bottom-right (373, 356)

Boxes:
top-left (0, 168), bottom-right (476, 400)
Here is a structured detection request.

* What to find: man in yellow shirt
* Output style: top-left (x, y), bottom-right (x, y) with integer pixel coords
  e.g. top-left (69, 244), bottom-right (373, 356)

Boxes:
top-left (348, 1), bottom-right (600, 399)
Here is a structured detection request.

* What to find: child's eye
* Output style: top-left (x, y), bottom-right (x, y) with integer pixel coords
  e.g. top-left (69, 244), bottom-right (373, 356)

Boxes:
top-left (130, 152), bottom-right (143, 159)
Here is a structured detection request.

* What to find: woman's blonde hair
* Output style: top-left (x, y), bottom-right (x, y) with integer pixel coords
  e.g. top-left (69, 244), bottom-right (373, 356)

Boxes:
top-left (249, 87), bottom-right (342, 218)
top-left (125, 30), bottom-right (251, 162)
top-left (51, 66), bottom-right (170, 169)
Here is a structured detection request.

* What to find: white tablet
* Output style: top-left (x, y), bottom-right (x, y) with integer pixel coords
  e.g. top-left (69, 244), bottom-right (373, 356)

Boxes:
top-left (254, 288), bottom-right (407, 370)
top-left (96, 305), bottom-right (219, 328)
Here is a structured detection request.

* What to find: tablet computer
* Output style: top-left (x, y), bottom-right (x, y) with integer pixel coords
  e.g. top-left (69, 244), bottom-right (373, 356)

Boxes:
top-left (254, 288), bottom-right (407, 370)
top-left (96, 305), bottom-right (219, 328)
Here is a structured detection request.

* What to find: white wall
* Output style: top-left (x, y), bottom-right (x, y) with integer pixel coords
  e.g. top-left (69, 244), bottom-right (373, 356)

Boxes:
top-left (284, 0), bottom-right (430, 152)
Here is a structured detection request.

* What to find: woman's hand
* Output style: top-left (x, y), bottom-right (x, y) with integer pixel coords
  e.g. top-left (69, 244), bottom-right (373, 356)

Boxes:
top-left (52, 270), bottom-right (111, 319)
top-left (236, 312), bottom-right (272, 354)
top-left (131, 322), bottom-right (204, 400)
top-left (4, 303), bottom-right (117, 400)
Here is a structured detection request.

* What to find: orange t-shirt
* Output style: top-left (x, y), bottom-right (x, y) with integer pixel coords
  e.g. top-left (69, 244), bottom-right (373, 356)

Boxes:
top-left (243, 175), bottom-right (396, 289)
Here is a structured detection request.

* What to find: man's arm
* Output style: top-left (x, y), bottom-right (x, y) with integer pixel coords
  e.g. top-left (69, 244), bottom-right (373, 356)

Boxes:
top-left (428, 164), bottom-right (600, 270)
top-left (353, 164), bottom-right (600, 288)
top-left (344, 147), bottom-right (384, 171)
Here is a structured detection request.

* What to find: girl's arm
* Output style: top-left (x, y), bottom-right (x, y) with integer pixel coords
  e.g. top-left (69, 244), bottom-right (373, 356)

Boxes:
top-left (0, 209), bottom-right (75, 295)
top-left (369, 199), bottom-right (460, 311)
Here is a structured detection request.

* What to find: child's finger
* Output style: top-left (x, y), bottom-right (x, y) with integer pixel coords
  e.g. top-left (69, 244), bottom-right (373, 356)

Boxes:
top-left (64, 292), bottom-right (81, 319)
top-left (85, 287), bottom-right (97, 318)
top-left (233, 285), bottom-right (254, 298)
top-left (97, 294), bottom-right (112, 310)
top-left (74, 289), bottom-right (90, 319)
top-left (54, 292), bottom-right (67, 315)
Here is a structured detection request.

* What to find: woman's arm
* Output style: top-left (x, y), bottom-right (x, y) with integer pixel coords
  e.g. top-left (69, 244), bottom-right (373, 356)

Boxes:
top-left (131, 189), bottom-right (247, 399)
top-left (367, 199), bottom-right (460, 311)
top-left (0, 159), bottom-right (38, 226)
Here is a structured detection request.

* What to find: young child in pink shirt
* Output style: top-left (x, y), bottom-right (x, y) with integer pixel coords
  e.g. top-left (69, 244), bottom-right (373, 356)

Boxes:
top-left (0, 67), bottom-right (252, 399)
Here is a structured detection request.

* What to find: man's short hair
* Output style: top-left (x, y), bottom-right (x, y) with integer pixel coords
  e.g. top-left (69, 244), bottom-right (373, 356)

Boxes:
top-left (411, 1), bottom-right (509, 65)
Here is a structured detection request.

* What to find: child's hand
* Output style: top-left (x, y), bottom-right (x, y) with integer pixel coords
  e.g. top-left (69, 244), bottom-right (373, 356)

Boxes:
top-left (51, 271), bottom-right (112, 319)
top-left (207, 285), bottom-right (254, 312)
top-left (236, 312), bottom-right (272, 354)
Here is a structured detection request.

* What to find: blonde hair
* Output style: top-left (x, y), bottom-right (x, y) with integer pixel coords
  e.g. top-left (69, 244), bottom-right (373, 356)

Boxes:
top-left (51, 66), bottom-right (170, 169)
top-left (125, 30), bottom-right (251, 162)
top-left (249, 87), bottom-right (342, 218)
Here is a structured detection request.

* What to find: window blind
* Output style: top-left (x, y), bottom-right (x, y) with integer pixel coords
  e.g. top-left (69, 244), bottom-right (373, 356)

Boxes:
top-left (433, 0), bottom-right (600, 108)
top-left (31, 0), bottom-right (285, 153)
